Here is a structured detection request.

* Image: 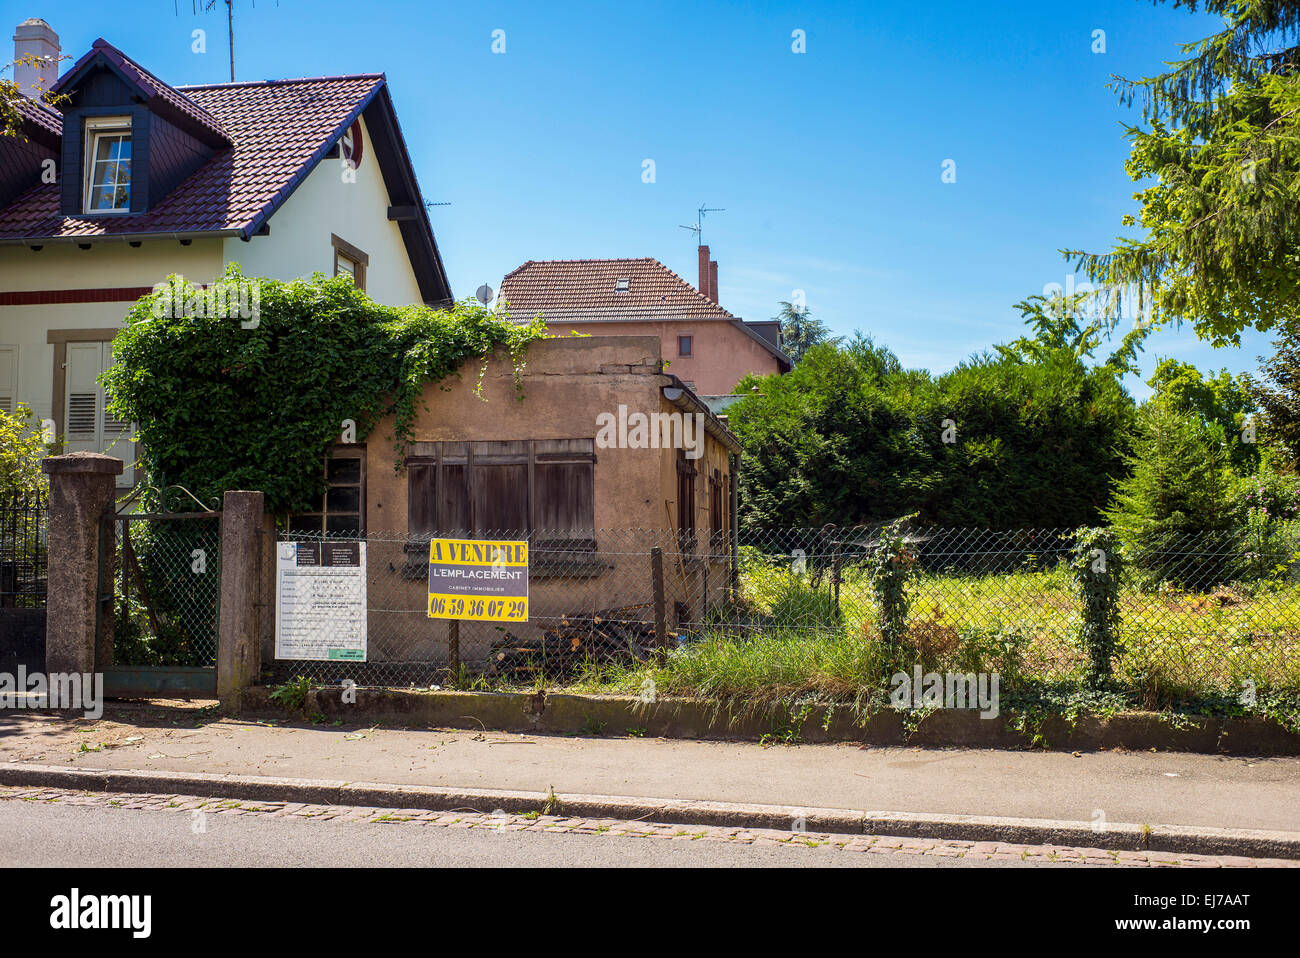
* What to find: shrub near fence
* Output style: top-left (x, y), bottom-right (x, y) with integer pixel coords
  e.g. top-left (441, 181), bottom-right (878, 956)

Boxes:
top-left (264, 523), bottom-right (1300, 716)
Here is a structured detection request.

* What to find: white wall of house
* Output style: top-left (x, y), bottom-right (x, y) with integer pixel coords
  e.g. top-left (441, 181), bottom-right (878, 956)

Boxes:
top-left (0, 116), bottom-right (427, 484)
top-left (222, 117), bottom-right (424, 307)
top-left (0, 239), bottom-right (224, 423)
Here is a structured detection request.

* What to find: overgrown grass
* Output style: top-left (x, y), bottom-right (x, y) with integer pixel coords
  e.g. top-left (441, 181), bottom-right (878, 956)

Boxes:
top-left (520, 557), bottom-right (1300, 729)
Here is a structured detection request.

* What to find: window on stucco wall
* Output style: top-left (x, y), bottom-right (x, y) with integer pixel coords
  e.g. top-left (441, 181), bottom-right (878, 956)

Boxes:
top-left (289, 446), bottom-right (366, 537)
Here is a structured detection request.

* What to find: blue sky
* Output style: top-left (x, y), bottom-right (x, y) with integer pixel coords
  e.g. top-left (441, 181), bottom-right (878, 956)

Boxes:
top-left (10, 0), bottom-right (1271, 396)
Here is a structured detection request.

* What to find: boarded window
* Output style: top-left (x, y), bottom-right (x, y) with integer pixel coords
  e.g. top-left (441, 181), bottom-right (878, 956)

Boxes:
top-left (405, 439), bottom-right (595, 542)
top-left (677, 451), bottom-right (696, 547)
top-left (709, 468), bottom-right (724, 539)
top-left (535, 439), bottom-right (596, 548)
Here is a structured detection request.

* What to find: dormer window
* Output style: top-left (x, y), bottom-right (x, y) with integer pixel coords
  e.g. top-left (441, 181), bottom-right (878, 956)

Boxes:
top-left (83, 116), bottom-right (133, 213)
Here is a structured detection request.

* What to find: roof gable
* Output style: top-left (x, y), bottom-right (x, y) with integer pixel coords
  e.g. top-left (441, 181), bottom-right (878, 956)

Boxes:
top-left (52, 39), bottom-right (229, 148)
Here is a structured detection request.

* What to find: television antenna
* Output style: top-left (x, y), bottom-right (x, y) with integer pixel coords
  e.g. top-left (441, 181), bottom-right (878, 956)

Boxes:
top-left (678, 203), bottom-right (725, 246)
top-left (179, 0), bottom-right (279, 82)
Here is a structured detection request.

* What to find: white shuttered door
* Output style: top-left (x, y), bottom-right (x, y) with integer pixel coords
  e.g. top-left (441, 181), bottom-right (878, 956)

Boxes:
top-left (0, 346), bottom-right (16, 416)
top-left (64, 341), bottom-right (133, 484)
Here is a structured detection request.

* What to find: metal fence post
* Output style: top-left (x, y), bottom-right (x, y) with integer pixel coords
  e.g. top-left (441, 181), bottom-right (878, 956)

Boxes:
top-left (651, 546), bottom-right (667, 650)
top-left (448, 619), bottom-right (460, 678)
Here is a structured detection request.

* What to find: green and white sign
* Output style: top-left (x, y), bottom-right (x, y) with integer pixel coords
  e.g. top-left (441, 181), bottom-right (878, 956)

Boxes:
top-left (275, 541), bottom-right (367, 661)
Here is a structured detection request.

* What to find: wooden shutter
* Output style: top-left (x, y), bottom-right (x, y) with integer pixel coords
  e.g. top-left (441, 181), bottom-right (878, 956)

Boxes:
top-left (101, 342), bottom-right (129, 439)
top-left (440, 463), bottom-right (472, 536)
top-left (406, 459), bottom-right (437, 538)
top-left (474, 463), bottom-right (528, 535)
top-left (101, 342), bottom-right (133, 485)
top-left (677, 452), bottom-right (696, 540)
top-left (534, 462), bottom-right (593, 538)
top-left (64, 342), bottom-right (103, 453)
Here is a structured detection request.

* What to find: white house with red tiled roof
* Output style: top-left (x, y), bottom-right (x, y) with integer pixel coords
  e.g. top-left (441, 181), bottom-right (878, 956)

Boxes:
top-left (498, 246), bottom-right (789, 397)
top-left (0, 20), bottom-right (452, 483)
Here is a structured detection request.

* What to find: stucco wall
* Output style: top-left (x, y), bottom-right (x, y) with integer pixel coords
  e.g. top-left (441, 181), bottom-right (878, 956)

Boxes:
top-left (0, 239), bottom-right (224, 423)
top-left (222, 116), bottom-right (423, 307)
top-left (346, 335), bottom-right (736, 665)
top-left (541, 318), bottom-right (782, 395)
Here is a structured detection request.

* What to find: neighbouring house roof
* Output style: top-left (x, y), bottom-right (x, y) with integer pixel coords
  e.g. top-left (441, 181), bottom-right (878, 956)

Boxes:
top-left (499, 257), bottom-right (791, 370)
top-left (0, 38), bottom-right (452, 305)
top-left (499, 258), bottom-right (738, 322)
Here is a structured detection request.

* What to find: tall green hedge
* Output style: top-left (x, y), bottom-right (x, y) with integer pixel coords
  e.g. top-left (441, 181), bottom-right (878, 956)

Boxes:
top-left (728, 334), bottom-right (1138, 530)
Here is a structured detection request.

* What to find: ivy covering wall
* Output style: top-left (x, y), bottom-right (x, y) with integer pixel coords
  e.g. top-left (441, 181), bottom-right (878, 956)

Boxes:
top-left (103, 267), bottom-right (545, 513)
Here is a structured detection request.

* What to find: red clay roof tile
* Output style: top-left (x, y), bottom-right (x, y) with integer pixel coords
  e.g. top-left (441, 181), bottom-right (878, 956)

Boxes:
top-left (499, 258), bottom-right (737, 322)
top-left (1, 60), bottom-right (383, 241)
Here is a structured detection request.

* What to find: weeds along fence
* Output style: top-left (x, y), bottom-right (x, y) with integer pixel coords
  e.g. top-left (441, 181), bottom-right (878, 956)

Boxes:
top-left (263, 524), bottom-right (1300, 697)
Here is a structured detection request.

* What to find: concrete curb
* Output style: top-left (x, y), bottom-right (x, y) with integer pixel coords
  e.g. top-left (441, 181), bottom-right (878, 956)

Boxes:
top-left (238, 686), bottom-right (1300, 755)
top-left (2, 763), bottom-right (1297, 860)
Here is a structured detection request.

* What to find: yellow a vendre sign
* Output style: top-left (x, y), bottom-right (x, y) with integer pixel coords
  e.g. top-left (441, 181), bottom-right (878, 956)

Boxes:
top-left (427, 538), bottom-right (529, 622)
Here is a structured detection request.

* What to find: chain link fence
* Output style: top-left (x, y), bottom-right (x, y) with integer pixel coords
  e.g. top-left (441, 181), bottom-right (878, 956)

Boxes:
top-left (260, 524), bottom-right (1300, 696)
top-left (109, 515), bottom-right (223, 667)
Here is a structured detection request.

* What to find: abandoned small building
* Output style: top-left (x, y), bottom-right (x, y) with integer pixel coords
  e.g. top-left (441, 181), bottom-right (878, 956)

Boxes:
top-left (276, 335), bottom-right (742, 670)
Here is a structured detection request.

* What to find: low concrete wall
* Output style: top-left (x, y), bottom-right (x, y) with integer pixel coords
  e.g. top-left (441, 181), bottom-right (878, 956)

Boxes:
top-left (241, 687), bottom-right (1300, 755)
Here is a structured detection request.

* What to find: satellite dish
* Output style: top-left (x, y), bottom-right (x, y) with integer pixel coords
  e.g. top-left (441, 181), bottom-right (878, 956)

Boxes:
top-left (476, 284), bottom-right (494, 305)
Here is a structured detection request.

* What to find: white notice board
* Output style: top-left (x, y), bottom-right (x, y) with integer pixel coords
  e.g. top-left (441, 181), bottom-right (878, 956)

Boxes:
top-left (275, 541), bottom-right (367, 661)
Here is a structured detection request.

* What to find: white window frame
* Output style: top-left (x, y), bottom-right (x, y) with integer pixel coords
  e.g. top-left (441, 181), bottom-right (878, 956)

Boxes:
top-left (83, 116), bottom-right (133, 215)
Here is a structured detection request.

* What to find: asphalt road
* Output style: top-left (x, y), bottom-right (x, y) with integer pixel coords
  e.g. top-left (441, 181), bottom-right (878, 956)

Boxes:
top-left (0, 797), bottom-right (1024, 868)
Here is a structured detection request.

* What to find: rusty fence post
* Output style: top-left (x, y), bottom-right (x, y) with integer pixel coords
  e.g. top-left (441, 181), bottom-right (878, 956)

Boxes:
top-left (651, 546), bottom-right (667, 651)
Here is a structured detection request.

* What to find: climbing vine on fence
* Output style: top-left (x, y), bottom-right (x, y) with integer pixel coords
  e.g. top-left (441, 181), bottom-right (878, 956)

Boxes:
top-left (1069, 527), bottom-right (1124, 685)
top-left (865, 514), bottom-right (918, 646)
top-left (102, 266), bottom-right (545, 513)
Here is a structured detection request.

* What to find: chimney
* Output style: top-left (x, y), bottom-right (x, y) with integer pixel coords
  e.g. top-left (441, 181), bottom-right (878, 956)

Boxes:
top-left (710, 260), bottom-right (719, 303)
top-left (12, 18), bottom-right (59, 99)
top-left (697, 245), bottom-right (711, 299)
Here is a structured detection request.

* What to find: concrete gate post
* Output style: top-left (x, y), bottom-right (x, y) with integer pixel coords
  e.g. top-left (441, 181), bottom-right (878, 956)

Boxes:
top-left (217, 490), bottom-right (265, 712)
top-left (41, 452), bottom-right (123, 676)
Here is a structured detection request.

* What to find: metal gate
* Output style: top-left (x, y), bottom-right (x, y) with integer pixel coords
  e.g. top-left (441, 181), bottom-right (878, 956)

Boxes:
top-left (0, 492), bottom-right (47, 673)
top-left (99, 485), bottom-right (222, 697)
